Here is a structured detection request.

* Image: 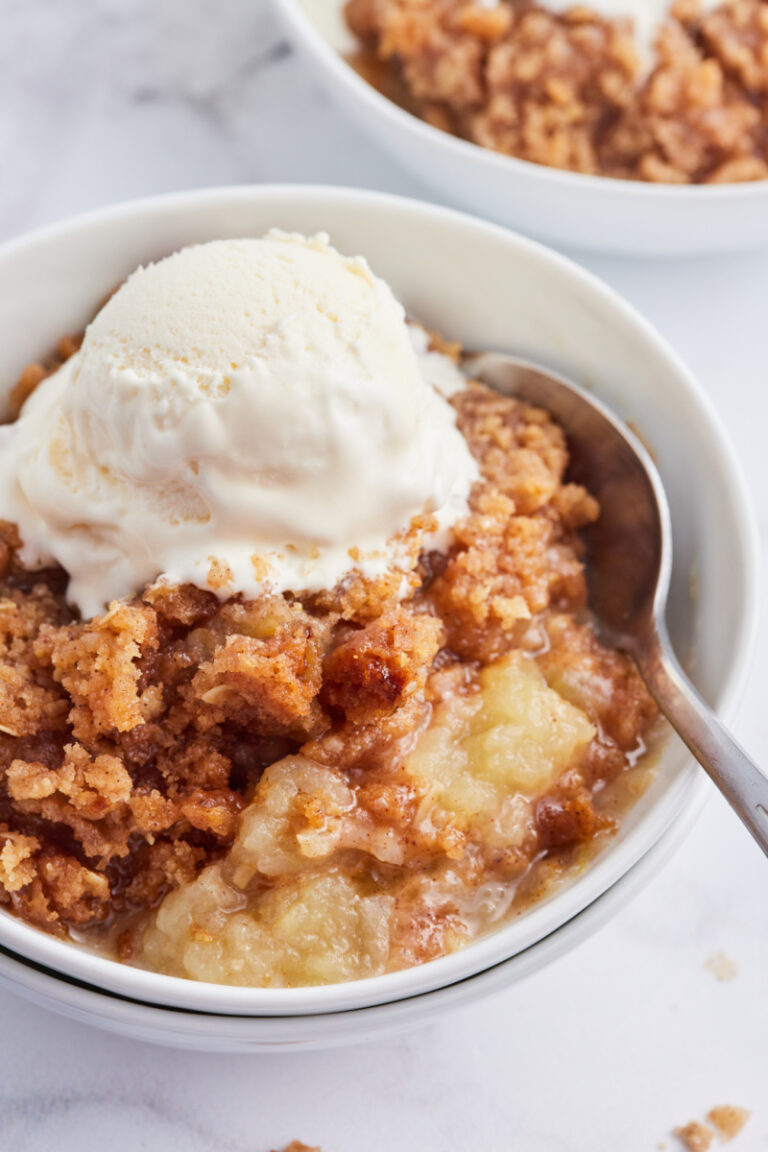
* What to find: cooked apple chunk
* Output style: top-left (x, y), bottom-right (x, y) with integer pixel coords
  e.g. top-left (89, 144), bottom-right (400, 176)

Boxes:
top-left (404, 654), bottom-right (596, 848)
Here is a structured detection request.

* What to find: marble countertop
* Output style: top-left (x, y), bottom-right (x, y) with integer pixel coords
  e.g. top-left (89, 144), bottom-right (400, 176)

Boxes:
top-left (1, 1), bottom-right (766, 1149)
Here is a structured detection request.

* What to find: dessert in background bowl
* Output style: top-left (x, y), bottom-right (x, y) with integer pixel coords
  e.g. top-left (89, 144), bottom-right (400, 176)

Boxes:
top-left (274, 0), bottom-right (768, 253)
top-left (344, 0), bottom-right (768, 185)
top-left (0, 186), bottom-right (756, 1022)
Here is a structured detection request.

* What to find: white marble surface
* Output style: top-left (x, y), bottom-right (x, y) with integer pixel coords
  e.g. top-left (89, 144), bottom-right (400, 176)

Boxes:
top-left (1, 1), bottom-right (767, 1149)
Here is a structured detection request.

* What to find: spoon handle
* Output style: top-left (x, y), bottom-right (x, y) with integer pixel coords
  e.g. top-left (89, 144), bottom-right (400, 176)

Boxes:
top-left (636, 631), bottom-right (768, 857)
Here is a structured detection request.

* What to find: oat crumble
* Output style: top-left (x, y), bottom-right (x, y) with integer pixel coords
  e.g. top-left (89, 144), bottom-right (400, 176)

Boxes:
top-left (345, 0), bottom-right (768, 183)
top-left (0, 329), bottom-right (659, 985)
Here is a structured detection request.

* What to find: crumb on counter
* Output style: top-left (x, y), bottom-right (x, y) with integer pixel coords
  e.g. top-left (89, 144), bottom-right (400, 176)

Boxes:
top-left (674, 1121), bottom-right (714, 1152)
top-left (674, 1106), bottom-right (751, 1151)
top-left (707, 1106), bottom-right (751, 1142)
top-left (704, 951), bottom-right (739, 982)
top-left (272, 1143), bottom-right (321, 1152)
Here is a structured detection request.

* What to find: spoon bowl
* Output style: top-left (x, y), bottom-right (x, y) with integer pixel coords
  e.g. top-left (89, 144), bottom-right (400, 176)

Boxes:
top-left (465, 351), bottom-right (768, 857)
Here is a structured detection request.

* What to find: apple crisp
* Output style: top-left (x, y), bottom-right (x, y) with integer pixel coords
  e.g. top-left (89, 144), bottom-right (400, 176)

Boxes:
top-left (344, 0), bottom-right (768, 184)
top-left (0, 332), bottom-right (659, 986)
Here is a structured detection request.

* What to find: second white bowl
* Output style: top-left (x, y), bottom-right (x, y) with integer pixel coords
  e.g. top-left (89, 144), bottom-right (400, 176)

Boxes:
top-left (275, 0), bottom-right (768, 257)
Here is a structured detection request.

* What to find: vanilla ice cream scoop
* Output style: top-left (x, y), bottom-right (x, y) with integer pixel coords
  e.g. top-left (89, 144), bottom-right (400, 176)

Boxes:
top-left (0, 233), bottom-right (478, 617)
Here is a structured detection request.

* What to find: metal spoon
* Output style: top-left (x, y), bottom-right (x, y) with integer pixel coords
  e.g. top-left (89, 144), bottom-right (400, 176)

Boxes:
top-left (464, 351), bottom-right (768, 856)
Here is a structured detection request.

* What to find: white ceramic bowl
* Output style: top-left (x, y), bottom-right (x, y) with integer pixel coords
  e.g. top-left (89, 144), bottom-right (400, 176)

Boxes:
top-left (0, 787), bottom-right (708, 1051)
top-left (274, 0), bottom-right (768, 257)
top-left (0, 185), bottom-right (758, 1028)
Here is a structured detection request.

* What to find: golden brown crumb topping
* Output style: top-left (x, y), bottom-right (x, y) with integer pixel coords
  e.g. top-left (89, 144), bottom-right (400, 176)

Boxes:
top-left (345, 0), bottom-right (768, 184)
top-left (0, 333), bottom-right (658, 982)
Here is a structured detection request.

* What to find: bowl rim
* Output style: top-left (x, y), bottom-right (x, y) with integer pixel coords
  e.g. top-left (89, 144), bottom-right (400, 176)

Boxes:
top-left (274, 0), bottom-right (768, 201)
top-left (0, 183), bottom-right (760, 1016)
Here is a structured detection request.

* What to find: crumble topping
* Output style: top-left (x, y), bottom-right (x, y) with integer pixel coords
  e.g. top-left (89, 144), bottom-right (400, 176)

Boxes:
top-left (345, 0), bottom-right (768, 183)
top-left (0, 330), bottom-right (659, 984)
